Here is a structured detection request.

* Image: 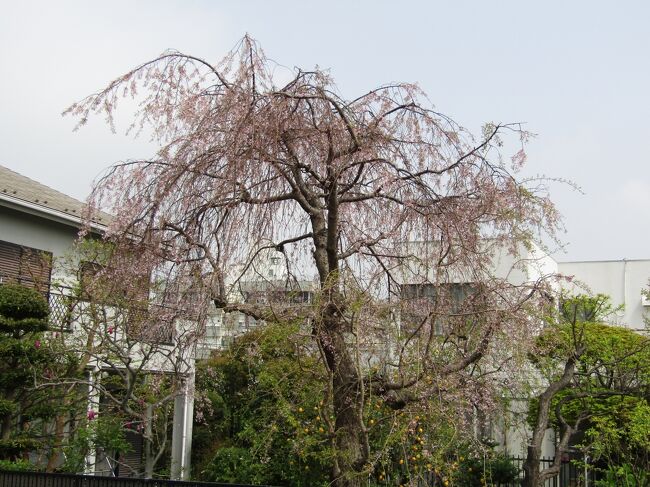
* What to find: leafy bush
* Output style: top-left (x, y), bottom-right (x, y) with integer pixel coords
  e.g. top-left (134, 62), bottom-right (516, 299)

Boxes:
top-left (0, 283), bottom-right (53, 465)
top-left (202, 447), bottom-right (261, 484)
top-left (594, 463), bottom-right (648, 487)
top-left (61, 416), bottom-right (133, 473)
top-left (192, 323), bottom-right (332, 486)
top-left (0, 438), bottom-right (43, 458)
top-left (0, 284), bottom-right (49, 332)
top-left (0, 458), bottom-right (39, 471)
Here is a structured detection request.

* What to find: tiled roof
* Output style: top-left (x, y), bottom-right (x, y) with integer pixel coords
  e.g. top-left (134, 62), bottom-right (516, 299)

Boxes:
top-left (0, 164), bottom-right (110, 226)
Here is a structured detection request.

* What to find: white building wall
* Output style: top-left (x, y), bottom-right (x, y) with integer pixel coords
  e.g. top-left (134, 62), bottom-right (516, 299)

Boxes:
top-left (398, 240), bottom-right (558, 286)
top-left (494, 398), bottom-right (556, 459)
top-left (0, 206), bottom-right (79, 283)
top-left (489, 242), bottom-right (559, 286)
top-left (558, 259), bottom-right (650, 331)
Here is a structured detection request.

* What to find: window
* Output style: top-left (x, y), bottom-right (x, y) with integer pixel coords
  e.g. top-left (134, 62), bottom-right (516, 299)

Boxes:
top-left (0, 240), bottom-right (52, 293)
top-left (76, 258), bottom-right (151, 307)
top-left (78, 260), bottom-right (104, 299)
top-left (399, 282), bottom-right (477, 335)
top-left (400, 283), bottom-right (472, 303)
top-left (244, 286), bottom-right (313, 305)
top-left (291, 290), bottom-right (313, 304)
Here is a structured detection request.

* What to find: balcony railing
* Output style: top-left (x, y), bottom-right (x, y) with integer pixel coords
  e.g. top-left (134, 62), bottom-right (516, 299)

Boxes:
top-left (0, 280), bottom-right (178, 345)
top-left (47, 289), bottom-right (175, 344)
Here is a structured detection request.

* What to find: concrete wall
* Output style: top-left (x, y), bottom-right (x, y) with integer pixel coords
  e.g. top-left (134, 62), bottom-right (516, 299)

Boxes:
top-left (494, 398), bottom-right (556, 458)
top-left (558, 259), bottom-right (650, 331)
top-left (490, 242), bottom-right (559, 285)
top-left (397, 240), bottom-right (558, 286)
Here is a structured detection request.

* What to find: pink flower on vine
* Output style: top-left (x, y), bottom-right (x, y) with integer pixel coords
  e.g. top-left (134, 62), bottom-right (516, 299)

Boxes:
top-left (87, 410), bottom-right (98, 420)
top-left (34, 340), bottom-right (41, 349)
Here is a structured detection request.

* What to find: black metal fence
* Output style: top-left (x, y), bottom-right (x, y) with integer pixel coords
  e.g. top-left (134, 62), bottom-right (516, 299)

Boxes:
top-left (508, 456), bottom-right (593, 487)
top-left (0, 471), bottom-right (273, 487)
top-left (0, 458), bottom-right (595, 487)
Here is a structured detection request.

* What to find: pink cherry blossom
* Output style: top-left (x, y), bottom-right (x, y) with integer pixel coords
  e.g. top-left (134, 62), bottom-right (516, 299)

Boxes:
top-left (68, 35), bottom-right (562, 486)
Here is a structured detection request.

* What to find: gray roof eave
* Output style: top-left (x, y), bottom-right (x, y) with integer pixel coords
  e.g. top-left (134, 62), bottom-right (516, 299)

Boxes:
top-left (0, 193), bottom-right (106, 234)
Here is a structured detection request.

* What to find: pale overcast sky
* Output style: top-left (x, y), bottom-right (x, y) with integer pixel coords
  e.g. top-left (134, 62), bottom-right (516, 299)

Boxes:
top-left (1, 0), bottom-right (648, 261)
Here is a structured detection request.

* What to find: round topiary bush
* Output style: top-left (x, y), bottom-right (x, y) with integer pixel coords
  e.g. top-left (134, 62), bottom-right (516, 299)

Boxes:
top-left (0, 284), bottom-right (49, 332)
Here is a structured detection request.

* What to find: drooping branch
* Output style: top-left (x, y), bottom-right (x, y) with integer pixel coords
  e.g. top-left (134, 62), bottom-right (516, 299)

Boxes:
top-left (69, 36), bottom-right (563, 487)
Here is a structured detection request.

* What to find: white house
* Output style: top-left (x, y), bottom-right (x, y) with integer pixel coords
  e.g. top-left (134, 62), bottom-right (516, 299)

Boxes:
top-left (0, 164), bottom-right (195, 479)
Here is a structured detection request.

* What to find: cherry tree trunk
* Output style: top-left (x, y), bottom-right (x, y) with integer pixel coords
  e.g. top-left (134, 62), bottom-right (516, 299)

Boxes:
top-left (45, 412), bottom-right (66, 471)
top-left (327, 330), bottom-right (366, 487)
top-left (522, 446), bottom-right (543, 487)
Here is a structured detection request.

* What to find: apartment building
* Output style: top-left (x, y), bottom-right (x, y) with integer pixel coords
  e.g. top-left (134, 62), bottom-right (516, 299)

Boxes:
top-left (559, 259), bottom-right (650, 331)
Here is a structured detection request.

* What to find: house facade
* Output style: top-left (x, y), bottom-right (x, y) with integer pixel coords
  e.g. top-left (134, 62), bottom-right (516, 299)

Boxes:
top-left (196, 250), bottom-right (317, 357)
top-left (0, 165), bottom-right (195, 479)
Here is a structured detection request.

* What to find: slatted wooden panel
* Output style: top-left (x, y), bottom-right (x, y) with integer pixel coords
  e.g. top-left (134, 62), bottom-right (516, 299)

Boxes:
top-left (119, 430), bottom-right (144, 478)
top-left (0, 239), bottom-right (52, 292)
top-left (0, 240), bottom-right (22, 284)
